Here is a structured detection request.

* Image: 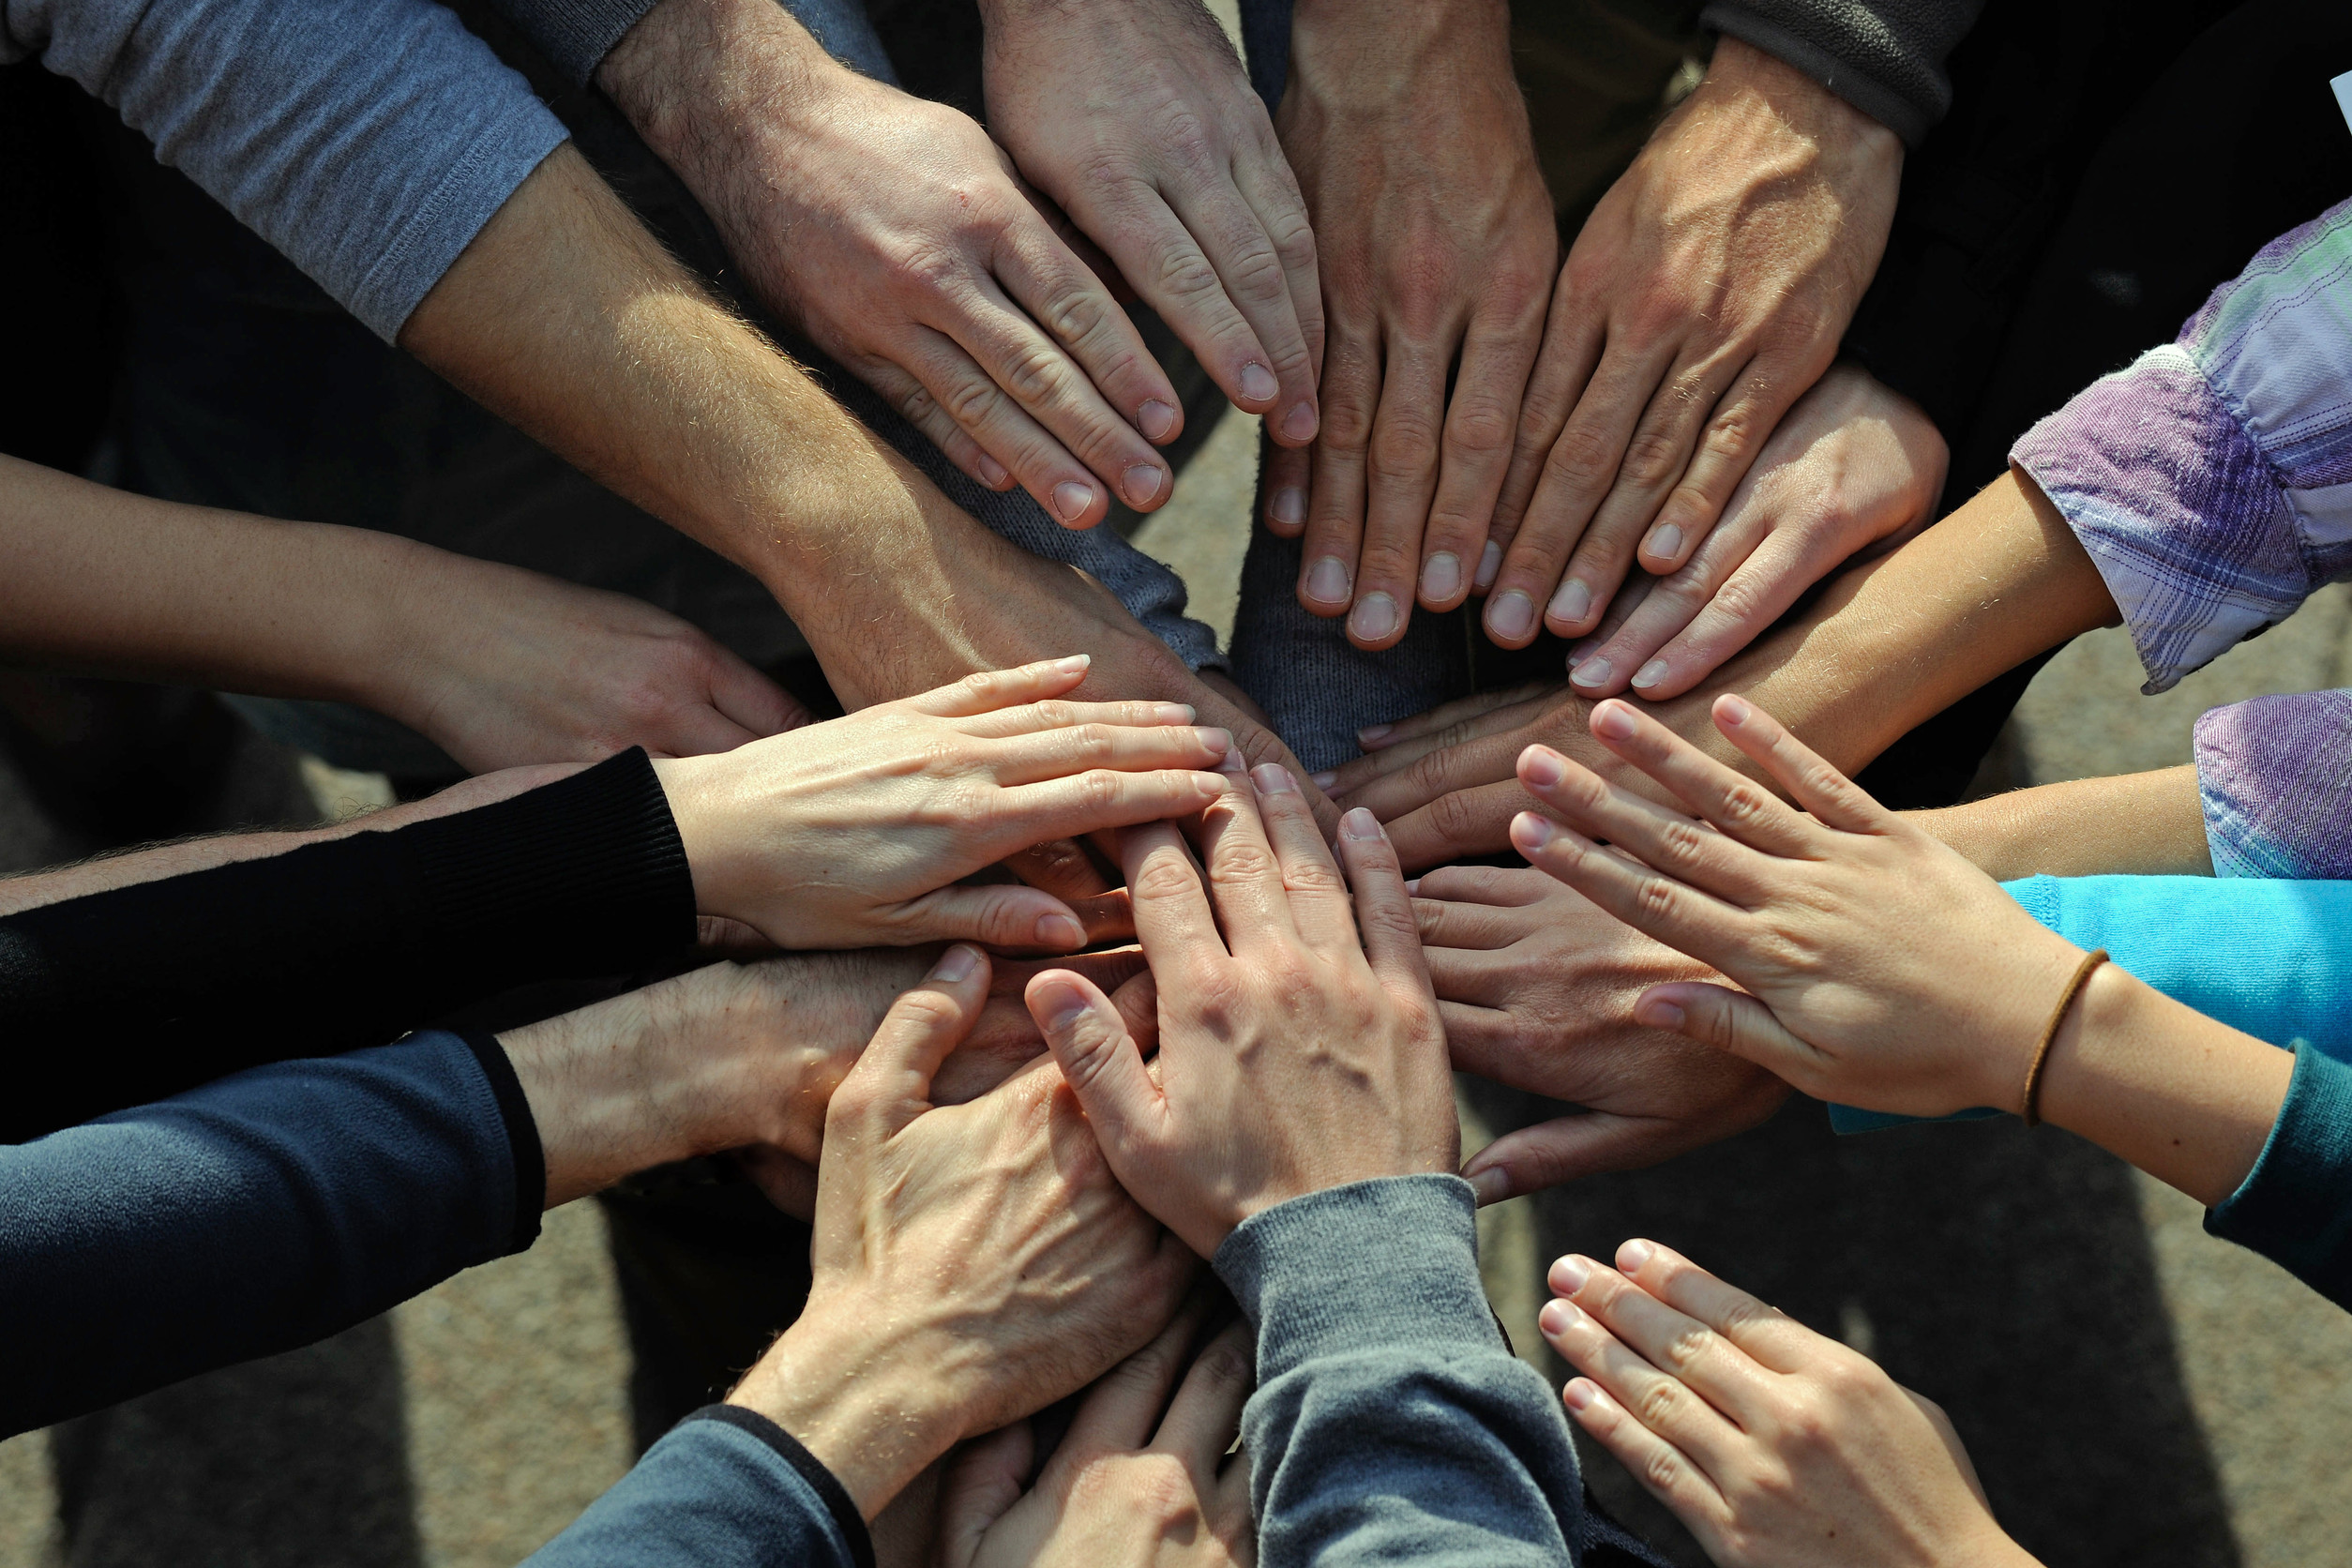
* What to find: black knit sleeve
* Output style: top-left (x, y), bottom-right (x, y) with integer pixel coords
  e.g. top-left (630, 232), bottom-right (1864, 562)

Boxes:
top-left (1700, 0), bottom-right (1986, 145)
top-left (0, 748), bottom-right (695, 1143)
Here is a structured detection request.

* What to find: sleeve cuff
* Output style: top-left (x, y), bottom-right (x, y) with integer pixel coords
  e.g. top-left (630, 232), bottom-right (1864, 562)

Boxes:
top-left (681, 1407), bottom-right (875, 1568)
top-left (2194, 693), bottom-right (2352, 880)
top-left (2207, 1042), bottom-right (2352, 1309)
top-left (1213, 1175), bottom-right (1503, 1383)
top-left (1700, 5), bottom-right (1935, 144)
top-left (489, 0), bottom-right (660, 85)
top-left (456, 1032), bottom-right (544, 1254)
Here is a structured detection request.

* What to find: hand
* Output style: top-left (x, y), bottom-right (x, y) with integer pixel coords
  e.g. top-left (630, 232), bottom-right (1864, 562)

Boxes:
top-left (1559, 366), bottom-right (1946, 700)
top-left (1268, 0), bottom-right (1557, 651)
top-left (731, 946), bottom-right (1195, 1518)
top-left (374, 543), bottom-right (807, 771)
top-left (1541, 1240), bottom-right (2030, 1568)
top-left (601, 0), bottom-right (1181, 528)
top-left (654, 656), bottom-right (1233, 953)
top-left (1026, 769), bottom-right (1454, 1259)
top-left (1507, 694), bottom-right (2087, 1119)
top-left (1483, 38), bottom-right (1903, 653)
top-left (937, 1295), bottom-right (1256, 1568)
top-left (1413, 864), bottom-right (1787, 1201)
top-left (982, 0), bottom-right (1321, 447)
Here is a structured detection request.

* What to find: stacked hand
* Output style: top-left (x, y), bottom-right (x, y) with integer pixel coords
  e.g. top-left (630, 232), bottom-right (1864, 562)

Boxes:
top-left (653, 656), bottom-right (1233, 954)
top-left (1541, 1240), bottom-right (2031, 1568)
top-left (1025, 767), bottom-right (1454, 1259)
top-left (731, 945), bottom-right (1194, 1519)
top-left (1481, 38), bottom-right (1902, 655)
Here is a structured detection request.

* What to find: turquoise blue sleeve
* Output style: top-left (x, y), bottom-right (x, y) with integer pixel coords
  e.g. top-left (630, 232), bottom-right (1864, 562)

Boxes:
top-left (1829, 875), bottom-right (2352, 1135)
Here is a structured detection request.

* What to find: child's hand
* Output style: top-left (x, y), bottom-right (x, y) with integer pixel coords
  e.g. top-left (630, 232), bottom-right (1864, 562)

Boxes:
top-left (1542, 1239), bottom-right (2036, 1568)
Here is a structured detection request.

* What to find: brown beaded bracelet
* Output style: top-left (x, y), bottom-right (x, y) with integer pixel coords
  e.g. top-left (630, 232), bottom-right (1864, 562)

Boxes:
top-left (2021, 948), bottom-right (2109, 1127)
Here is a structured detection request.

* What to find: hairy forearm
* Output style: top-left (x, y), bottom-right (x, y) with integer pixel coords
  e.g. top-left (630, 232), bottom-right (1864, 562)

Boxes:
top-left (1910, 766), bottom-right (2212, 879)
top-left (396, 144), bottom-right (1012, 705)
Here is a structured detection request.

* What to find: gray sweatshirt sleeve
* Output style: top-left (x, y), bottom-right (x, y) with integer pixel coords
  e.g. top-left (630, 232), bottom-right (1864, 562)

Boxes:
top-left (1213, 1175), bottom-right (1586, 1567)
top-left (3, 0), bottom-right (569, 340)
top-left (1699, 0), bottom-right (1984, 145)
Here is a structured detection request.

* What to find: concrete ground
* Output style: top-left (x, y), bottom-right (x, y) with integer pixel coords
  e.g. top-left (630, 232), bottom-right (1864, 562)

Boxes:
top-left (3, 402), bottom-right (2350, 1563)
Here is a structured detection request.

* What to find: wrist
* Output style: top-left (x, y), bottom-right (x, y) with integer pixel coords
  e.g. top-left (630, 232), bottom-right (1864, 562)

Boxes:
top-left (729, 1297), bottom-right (970, 1518)
top-left (1700, 34), bottom-right (1903, 161)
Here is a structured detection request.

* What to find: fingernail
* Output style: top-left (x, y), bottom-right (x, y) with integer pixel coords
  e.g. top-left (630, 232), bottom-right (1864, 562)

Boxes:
top-left (1310, 769), bottom-right (1338, 790)
top-left (1646, 523), bottom-right (1682, 562)
top-left (1539, 1298), bottom-right (1578, 1335)
top-left (977, 452), bottom-right (1010, 489)
top-left (1052, 481), bottom-right (1096, 522)
top-left (1548, 578), bottom-right (1591, 627)
top-left (1268, 487), bottom-right (1305, 528)
top-left (1251, 762), bottom-right (1298, 794)
top-left (1138, 399), bottom-right (1178, 442)
top-left (1591, 702), bottom-right (1636, 741)
top-left (1511, 811), bottom-right (1557, 851)
top-left (1717, 693), bottom-right (1754, 726)
top-left (1218, 748), bottom-right (1249, 775)
top-left (1357, 722), bottom-right (1394, 746)
top-left (1238, 362), bottom-right (1279, 404)
top-left (1340, 806), bottom-right (1383, 840)
top-left (1281, 402), bottom-right (1318, 442)
top-left (1050, 653), bottom-right (1091, 675)
top-left (1304, 556), bottom-right (1350, 605)
top-left (1035, 912), bottom-right (1087, 950)
top-left (1122, 464), bottom-right (1166, 506)
top-left (1487, 590), bottom-right (1535, 641)
top-left (1571, 656), bottom-right (1613, 689)
top-left (1404, 877), bottom-right (1421, 895)
top-left (1036, 982), bottom-right (1088, 1033)
top-left (1474, 539), bottom-right (1502, 591)
top-left (1150, 702), bottom-right (1197, 724)
top-left (1552, 1254), bottom-right (1591, 1294)
top-left (1617, 1239), bottom-right (1654, 1274)
top-left (1631, 659), bottom-right (1668, 690)
top-left (929, 944), bottom-right (981, 983)
top-left (1420, 552), bottom-right (1460, 601)
top-left (1469, 1168), bottom-right (1511, 1205)
top-left (1349, 592), bottom-right (1398, 641)
top-left (1562, 1378), bottom-right (1598, 1413)
top-left (1519, 746), bottom-right (1565, 788)
top-left (1194, 726), bottom-right (1231, 756)
top-left (1637, 996), bottom-right (1687, 1030)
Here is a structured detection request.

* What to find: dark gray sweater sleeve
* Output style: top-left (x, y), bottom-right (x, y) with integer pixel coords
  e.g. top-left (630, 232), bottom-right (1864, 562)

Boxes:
top-left (1213, 1175), bottom-right (1586, 1567)
top-left (1700, 0), bottom-right (1984, 144)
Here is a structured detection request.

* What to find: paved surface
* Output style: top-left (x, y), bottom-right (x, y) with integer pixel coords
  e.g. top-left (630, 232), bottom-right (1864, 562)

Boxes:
top-left (4, 406), bottom-right (2350, 1563)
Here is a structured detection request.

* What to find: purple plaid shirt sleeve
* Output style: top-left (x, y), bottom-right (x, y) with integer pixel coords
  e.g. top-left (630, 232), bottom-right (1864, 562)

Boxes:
top-left (2011, 198), bottom-right (2352, 695)
top-left (2012, 198), bottom-right (2352, 880)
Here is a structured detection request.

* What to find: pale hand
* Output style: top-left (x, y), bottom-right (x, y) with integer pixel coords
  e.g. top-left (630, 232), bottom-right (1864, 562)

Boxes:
top-left (654, 656), bottom-right (1233, 954)
top-left (1268, 0), bottom-right (1557, 652)
top-left (1027, 769), bottom-right (1455, 1259)
top-left (1482, 38), bottom-right (1903, 654)
top-left (1542, 1240), bottom-right (2035, 1568)
top-left (982, 0), bottom-right (1321, 447)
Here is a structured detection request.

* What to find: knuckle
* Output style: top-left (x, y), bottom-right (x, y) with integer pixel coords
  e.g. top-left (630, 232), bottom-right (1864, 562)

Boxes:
top-left (1000, 340), bottom-right (1073, 407)
top-left (1661, 1325), bottom-right (1714, 1375)
top-left (1620, 423), bottom-right (1688, 489)
top-left (940, 369), bottom-right (1005, 430)
top-left (1545, 422), bottom-right (1621, 491)
top-left (1153, 246), bottom-right (1226, 306)
top-left (1446, 397), bottom-right (1517, 459)
top-left (1716, 781), bottom-right (1774, 829)
top-left (1636, 1379), bottom-right (1683, 1427)
top-left (1072, 768), bottom-right (1126, 814)
top-left (1657, 817), bottom-right (1709, 865)
top-left (1636, 873), bottom-right (1680, 919)
top-left (1132, 856), bottom-right (1202, 903)
top-left (1642, 1445), bottom-right (1685, 1494)
top-left (1425, 788), bottom-right (1488, 846)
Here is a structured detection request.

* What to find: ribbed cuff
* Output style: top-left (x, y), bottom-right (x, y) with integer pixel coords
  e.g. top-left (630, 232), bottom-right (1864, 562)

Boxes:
top-left (458, 1031), bottom-right (545, 1253)
top-left (494, 0), bottom-right (662, 84)
top-left (1700, 4), bottom-right (1936, 145)
top-left (1213, 1175), bottom-right (1502, 1384)
top-left (683, 1406), bottom-right (875, 1568)
top-left (401, 748), bottom-right (695, 974)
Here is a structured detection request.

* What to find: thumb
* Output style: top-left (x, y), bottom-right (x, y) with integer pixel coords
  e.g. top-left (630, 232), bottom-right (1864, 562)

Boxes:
top-left (1636, 981), bottom-right (1815, 1079)
top-left (837, 944), bottom-right (991, 1131)
top-left (897, 882), bottom-right (1093, 955)
top-left (1026, 969), bottom-right (1160, 1161)
top-left (934, 1422), bottom-right (1036, 1568)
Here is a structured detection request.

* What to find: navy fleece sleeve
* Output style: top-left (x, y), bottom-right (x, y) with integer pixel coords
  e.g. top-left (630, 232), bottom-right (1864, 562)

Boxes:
top-left (1214, 1175), bottom-right (1590, 1567)
top-left (0, 1030), bottom-right (537, 1438)
top-left (1701, 0), bottom-right (1984, 144)
top-left (2207, 1044), bottom-right (2352, 1311)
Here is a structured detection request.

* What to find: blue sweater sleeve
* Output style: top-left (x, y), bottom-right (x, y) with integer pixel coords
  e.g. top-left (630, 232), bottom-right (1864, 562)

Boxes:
top-left (1213, 1175), bottom-right (1590, 1568)
top-left (0, 1031), bottom-right (538, 1438)
top-left (1831, 874), bottom-right (2352, 1134)
top-left (5, 0), bottom-right (567, 339)
top-left (524, 1406), bottom-right (871, 1568)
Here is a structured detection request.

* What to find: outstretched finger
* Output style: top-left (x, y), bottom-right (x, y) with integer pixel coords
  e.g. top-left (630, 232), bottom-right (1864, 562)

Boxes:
top-left (1608, 1237), bottom-right (1821, 1377)
top-left (1252, 765), bottom-right (1354, 950)
top-left (837, 944), bottom-right (991, 1133)
top-left (1709, 694), bottom-right (1892, 835)
top-left (1515, 744), bottom-right (1779, 904)
top-left (1579, 700), bottom-right (1817, 855)
top-left (1121, 819), bottom-right (1227, 960)
top-left (985, 721), bottom-right (1233, 784)
top-left (957, 696), bottom-right (1201, 740)
top-left (996, 768), bottom-right (1230, 855)
top-left (1334, 807), bottom-right (1429, 996)
top-left (1510, 808), bottom-right (1748, 963)
top-left (1633, 980), bottom-right (1823, 1093)
top-left (912, 656), bottom-right (1095, 717)
top-left (1558, 1375), bottom-right (1730, 1530)
top-left (1053, 1289), bottom-right (1216, 1469)
top-left (1195, 766), bottom-right (1297, 949)
top-left (1154, 1318), bottom-right (1256, 1476)
top-left (1548, 1254), bottom-right (1775, 1429)
top-left (1028, 966), bottom-right (1163, 1167)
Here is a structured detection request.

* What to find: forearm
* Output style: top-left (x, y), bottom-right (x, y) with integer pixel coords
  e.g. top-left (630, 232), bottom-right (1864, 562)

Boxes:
top-left (1912, 767), bottom-right (2212, 879)
top-left (2039, 965), bottom-right (2291, 1208)
top-left (396, 144), bottom-right (1012, 705)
